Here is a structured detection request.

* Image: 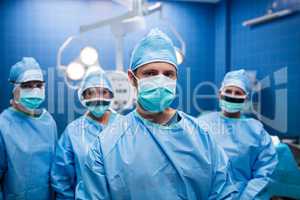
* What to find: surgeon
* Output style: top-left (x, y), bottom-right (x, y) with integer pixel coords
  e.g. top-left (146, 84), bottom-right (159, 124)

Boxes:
top-left (51, 68), bottom-right (120, 199)
top-left (0, 57), bottom-right (57, 200)
top-left (198, 69), bottom-right (278, 199)
top-left (76, 29), bottom-right (237, 200)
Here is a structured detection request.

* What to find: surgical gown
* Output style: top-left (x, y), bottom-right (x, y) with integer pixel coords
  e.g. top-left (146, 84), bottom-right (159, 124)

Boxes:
top-left (76, 110), bottom-right (237, 200)
top-left (0, 107), bottom-right (57, 200)
top-left (198, 112), bottom-right (278, 200)
top-left (51, 111), bottom-right (119, 199)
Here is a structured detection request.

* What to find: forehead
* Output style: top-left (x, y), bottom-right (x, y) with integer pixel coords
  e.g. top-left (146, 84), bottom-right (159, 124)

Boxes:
top-left (223, 86), bottom-right (245, 94)
top-left (137, 62), bottom-right (176, 73)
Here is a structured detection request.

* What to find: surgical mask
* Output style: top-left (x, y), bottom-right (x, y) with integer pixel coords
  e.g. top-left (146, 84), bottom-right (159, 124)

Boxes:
top-left (18, 87), bottom-right (45, 110)
top-left (89, 105), bottom-right (110, 118)
top-left (83, 98), bottom-right (111, 118)
top-left (219, 94), bottom-right (246, 113)
top-left (135, 74), bottom-right (177, 113)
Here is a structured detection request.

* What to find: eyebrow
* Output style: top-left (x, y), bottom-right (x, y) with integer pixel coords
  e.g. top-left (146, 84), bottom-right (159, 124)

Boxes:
top-left (143, 69), bottom-right (158, 73)
top-left (164, 70), bottom-right (176, 74)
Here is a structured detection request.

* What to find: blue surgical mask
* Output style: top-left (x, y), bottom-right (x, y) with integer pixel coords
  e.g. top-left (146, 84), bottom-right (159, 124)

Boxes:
top-left (18, 87), bottom-right (45, 110)
top-left (83, 98), bottom-right (111, 118)
top-left (88, 105), bottom-right (110, 118)
top-left (136, 74), bottom-right (177, 113)
top-left (219, 99), bottom-right (245, 113)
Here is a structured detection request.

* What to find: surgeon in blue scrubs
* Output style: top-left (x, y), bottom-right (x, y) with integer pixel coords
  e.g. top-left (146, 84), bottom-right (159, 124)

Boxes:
top-left (198, 69), bottom-right (278, 200)
top-left (0, 57), bottom-right (57, 200)
top-left (51, 68), bottom-right (121, 199)
top-left (76, 29), bottom-right (237, 200)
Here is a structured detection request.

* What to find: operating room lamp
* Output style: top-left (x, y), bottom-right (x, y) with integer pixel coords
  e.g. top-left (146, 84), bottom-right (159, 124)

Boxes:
top-left (57, 0), bottom-right (186, 111)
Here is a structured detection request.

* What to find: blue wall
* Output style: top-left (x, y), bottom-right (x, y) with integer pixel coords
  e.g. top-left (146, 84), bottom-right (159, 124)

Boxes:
top-left (214, 0), bottom-right (230, 86)
top-left (215, 0), bottom-right (300, 136)
top-left (0, 0), bottom-right (216, 134)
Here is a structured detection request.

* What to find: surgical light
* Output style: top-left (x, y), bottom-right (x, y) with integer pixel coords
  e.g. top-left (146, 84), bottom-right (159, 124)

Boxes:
top-left (80, 46), bottom-right (99, 66)
top-left (86, 65), bottom-right (104, 75)
top-left (66, 62), bottom-right (85, 80)
top-left (175, 48), bottom-right (184, 65)
top-left (58, 0), bottom-right (185, 95)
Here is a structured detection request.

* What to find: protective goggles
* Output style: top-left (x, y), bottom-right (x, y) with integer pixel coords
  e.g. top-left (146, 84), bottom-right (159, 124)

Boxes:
top-left (220, 92), bottom-right (247, 103)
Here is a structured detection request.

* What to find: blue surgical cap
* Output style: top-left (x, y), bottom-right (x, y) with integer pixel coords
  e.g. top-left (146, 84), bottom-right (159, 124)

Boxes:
top-left (129, 28), bottom-right (177, 71)
top-left (9, 57), bottom-right (43, 83)
top-left (78, 68), bottom-right (113, 100)
top-left (221, 69), bottom-right (251, 94)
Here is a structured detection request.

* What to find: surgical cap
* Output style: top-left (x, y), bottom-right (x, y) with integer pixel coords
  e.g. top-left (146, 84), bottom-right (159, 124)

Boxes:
top-left (129, 28), bottom-right (177, 71)
top-left (221, 69), bottom-right (251, 94)
top-left (9, 57), bottom-right (44, 83)
top-left (78, 68), bottom-right (113, 100)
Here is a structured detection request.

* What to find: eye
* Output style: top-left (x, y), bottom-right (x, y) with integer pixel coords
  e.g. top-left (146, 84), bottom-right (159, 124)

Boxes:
top-left (20, 84), bottom-right (29, 89)
top-left (103, 90), bottom-right (111, 97)
top-left (224, 89), bottom-right (232, 94)
top-left (36, 83), bottom-right (44, 88)
top-left (234, 91), bottom-right (243, 96)
top-left (84, 90), bottom-right (94, 99)
top-left (20, 83), bottom-right (33, 89)
top-left (163, 71), bottom-right (176, 79)
top-left (143, 70), bottom-right (157, 77)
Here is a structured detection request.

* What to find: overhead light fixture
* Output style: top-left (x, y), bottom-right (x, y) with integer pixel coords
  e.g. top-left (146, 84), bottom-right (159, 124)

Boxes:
top-left (175, 47), bottom-right (184, 65)
top-left (66, 62), bottom-right (85, 81)
top-left (57, 35), bottom-right (101, 89)
top-left (86, 65), bottom-right (105, 75)
top-left (242, 9), bottom-right (293, 27)
top-left (58, 0), bottom-right (185, 94)
top-left (80, 46), bottom-right (99, 66)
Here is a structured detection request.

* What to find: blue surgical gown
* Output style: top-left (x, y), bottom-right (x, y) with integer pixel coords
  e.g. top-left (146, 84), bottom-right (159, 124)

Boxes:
top-left (51, 112), bottom-right (118, 199)
top-left (198, 112), bottom-right (278, 200)
top-left (0, 107), bottom-right (57, 200)
top-left (76, 110), bottom-right (237, 200)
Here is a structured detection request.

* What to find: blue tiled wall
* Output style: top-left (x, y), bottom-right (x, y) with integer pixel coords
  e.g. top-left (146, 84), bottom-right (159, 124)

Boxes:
top-left (215, 0), bottom-right (300, 136)
top-left (231, 0), bottom-right (300, 137)
top-left (0, 0), bottom-right (216, 134)
top-left (215, 0), bottom-right (230, 89)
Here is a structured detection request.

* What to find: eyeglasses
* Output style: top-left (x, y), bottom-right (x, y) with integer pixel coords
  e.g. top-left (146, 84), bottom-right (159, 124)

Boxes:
top-left (84, 99), bottom-right (111, 107)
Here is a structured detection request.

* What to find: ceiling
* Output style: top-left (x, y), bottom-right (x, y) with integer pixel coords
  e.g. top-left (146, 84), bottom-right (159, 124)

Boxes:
top-left (163, 0), bottom-right (220, 3)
